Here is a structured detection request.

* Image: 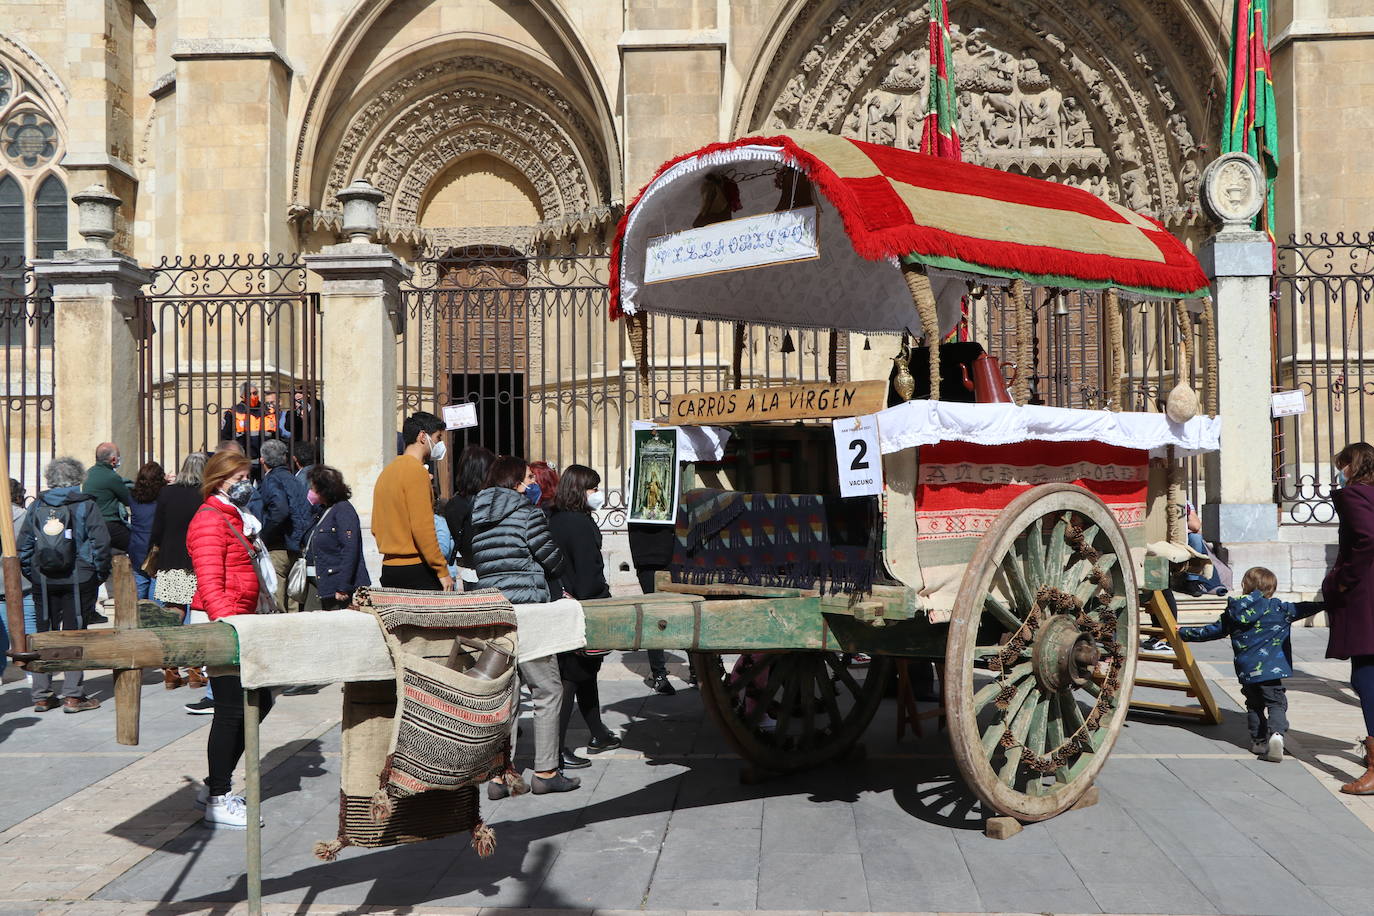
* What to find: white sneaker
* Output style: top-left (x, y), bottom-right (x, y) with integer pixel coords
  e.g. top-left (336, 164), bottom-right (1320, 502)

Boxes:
top-left (1265, 733), bottom-right (1285, 762)
top-left (1250, 740), bottom-right (1268, 756)
top-left (203, 794), bottom-right (249, 829)
top-left (195, 784), bottom-right (241, 809)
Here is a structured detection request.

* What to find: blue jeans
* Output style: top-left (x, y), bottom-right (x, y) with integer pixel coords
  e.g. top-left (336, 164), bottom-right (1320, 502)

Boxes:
top-left (1183, 532), bottom-right (1225, 592)
top-left (134, 571), bottom-right (159, 603)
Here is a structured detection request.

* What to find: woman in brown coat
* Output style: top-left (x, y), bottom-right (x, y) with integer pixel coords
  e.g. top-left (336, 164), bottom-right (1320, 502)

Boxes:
top-left (1324, 442), bottom-right (1374, 793)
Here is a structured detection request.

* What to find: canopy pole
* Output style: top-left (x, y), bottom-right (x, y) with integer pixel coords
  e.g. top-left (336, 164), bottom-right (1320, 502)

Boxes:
top-left (827, 329), bottom-right (840, 384)
top-left (1104, 289), bottom-right (1125, 411)
top-left (1011, 279), bottom-right (1032, 405)
top-left (1166, 445), bottom-right (1187, 546)
top-left (732, 322), bottom-right (746, 389)
top-left (628, 311), bottom-right (650, 388)
top-left (901, 262), bottom-right (941, 401)
top-left (1201, 296), bottom-right (1219, 418)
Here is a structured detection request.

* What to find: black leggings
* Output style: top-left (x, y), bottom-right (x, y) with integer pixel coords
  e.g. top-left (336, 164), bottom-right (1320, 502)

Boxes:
top-left (380, 563), bottom-right (442, 590)
top-left (558, 651), bottom-right (609, 747)
top-left (206, 675), bottom-right (274, 796)
top-left (1353, 656), bottom-right (1374, 736)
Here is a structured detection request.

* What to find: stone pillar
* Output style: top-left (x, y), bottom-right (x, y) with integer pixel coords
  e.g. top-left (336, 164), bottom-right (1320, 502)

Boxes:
top-left (303, 184), bottom-right (409, 571)
top-left (33, 185), bottom-right (151, 462)
top-left (1199, 155), bottom-right (1279, 551)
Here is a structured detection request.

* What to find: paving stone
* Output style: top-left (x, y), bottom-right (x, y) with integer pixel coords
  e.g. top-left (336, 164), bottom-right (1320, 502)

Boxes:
top-left (959, 849), bottom-right (1096, 914)
top-left (1172, 854), bottom-right (1341, 916)
top-left (644, 876), bottom-right (757, 910)
top-left (529, 849), bottom-right (657, 909)
top-left (756, 852), bottom-right (869, 911)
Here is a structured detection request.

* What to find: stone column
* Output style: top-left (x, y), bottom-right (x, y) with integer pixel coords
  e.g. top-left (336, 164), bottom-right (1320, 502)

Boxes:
top-left (303, 182), bottom-right (410, 570)
top-left (33, 185), bottom-right (151, 463)
top-left (1199, 156), bottom-right (1279, 554)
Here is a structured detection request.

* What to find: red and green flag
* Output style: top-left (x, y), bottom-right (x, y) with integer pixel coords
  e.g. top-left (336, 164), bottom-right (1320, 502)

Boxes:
top-left (1223, 0), bottom-right (1279, 241)
top-left (919, 0), bottom-right (961, 161)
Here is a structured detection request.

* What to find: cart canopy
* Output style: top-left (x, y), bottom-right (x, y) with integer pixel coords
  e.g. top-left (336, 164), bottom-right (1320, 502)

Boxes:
top-left (611, 131), bottom-right (1210, 335)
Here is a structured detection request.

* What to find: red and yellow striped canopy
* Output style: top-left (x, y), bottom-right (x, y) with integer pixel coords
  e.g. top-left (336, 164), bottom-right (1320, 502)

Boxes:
top-left (611, 132), bottom-right (1209, 325)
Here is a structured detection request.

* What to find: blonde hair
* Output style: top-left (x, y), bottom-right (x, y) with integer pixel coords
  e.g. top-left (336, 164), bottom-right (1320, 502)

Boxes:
top-left (1240, 566), bottom-right (1278, 598)
top-left (201, 450), bottom-right (251, 501)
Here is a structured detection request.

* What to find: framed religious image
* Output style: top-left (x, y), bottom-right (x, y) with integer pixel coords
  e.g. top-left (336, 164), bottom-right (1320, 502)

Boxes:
top-left (628, 425), bottom-right (681, 525)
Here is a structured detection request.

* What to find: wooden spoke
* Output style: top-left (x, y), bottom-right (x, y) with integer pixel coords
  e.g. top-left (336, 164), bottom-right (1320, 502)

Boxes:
top-left (946, 483), bottom-right (1139, 821)
top-left (693, 650), bottom-right (892, 773)
top-left (984, 594), bottom-right (1023, 632)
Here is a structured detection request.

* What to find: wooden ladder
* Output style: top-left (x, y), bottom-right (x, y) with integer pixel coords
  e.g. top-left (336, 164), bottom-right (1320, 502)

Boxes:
top-left (1127, 589), bottom-right (1222, 724)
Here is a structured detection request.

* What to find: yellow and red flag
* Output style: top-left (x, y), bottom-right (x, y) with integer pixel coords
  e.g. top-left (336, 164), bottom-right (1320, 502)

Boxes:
top-left (918, 0), bottom-right (961, 161)
top-left (1224, 0), bottom-right (1279, 242)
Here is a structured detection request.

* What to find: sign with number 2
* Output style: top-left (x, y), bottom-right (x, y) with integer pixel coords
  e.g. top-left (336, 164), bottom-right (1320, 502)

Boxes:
top-left (832, 415), bottom-right (884, 498)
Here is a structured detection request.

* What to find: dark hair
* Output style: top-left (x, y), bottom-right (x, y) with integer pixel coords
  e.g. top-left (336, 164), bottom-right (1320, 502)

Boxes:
top-left (483, 456), bottom-right (528, 491)
top-left (402, 411), bottom-right (445, 445)
top-left (455, 445), bottom-right (495, 498)
top-left (291, 440), bottom-right (317, 468)
top-left (9, 478), bottom-right (24, 507)
top-left (1240, 566), bottom-right (1278, 598)
top-left (1336, 442), bottom-right (1374, 486)
top-left (202, 450), bottom-right (251, 500)
top-left (529, 460), bottom-right (559, 508)
top-left (555, 464), bottom-right (601, 512)
top-left (307, 464), bottom-right (351, 506)
top-left (131, 461), bottom-right (167, 503)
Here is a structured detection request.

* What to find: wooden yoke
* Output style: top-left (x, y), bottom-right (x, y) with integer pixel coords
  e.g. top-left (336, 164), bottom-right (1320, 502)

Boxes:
top-left (901, 261), bottom-right (941, 401)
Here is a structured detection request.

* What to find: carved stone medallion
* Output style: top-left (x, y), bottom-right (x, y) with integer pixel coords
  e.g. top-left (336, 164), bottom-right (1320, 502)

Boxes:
top-left (1200, 152), bottom-right (1264, 229)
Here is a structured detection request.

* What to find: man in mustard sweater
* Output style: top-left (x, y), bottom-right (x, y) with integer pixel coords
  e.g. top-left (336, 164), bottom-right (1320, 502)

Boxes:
top-left (372, 412), bottom-right (453, 591)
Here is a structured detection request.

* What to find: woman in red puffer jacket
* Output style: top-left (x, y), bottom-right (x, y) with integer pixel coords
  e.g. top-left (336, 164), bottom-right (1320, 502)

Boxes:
top-left (189, 449), bottom-right (275, 830)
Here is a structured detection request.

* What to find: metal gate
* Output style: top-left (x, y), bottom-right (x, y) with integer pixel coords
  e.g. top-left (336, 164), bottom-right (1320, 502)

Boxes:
top-left (136, 254), bottom-right (322, 473)
top-left (1273, 232), bottom-right (1374, 524)
top-left (0, 257), bottom-right (53, 494)
top-left (398, 248), bottom-right (835, 528)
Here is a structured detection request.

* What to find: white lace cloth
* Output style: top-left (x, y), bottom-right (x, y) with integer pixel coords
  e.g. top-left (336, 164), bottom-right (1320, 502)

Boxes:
top-left (873, 401), bottom-right (1222, 458)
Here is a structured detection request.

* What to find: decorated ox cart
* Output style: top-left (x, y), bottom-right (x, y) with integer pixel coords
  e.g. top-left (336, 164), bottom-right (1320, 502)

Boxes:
top-left (6, 130), bottom-right (1220, 909)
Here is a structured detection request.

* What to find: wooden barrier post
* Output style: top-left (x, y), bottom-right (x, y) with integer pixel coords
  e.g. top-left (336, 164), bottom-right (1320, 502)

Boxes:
top-left (0, 439), bottom-right (26, 661)
top-left (110, 556), bottom-right (142, 745)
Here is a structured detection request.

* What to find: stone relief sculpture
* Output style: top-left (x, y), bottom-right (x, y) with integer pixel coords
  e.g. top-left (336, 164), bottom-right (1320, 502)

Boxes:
top-left (753, 0), bottom-right (1215, 228)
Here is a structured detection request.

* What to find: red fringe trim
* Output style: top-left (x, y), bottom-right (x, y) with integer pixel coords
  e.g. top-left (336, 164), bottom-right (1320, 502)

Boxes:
top-left (608, 134), bottom-right (1209, 320)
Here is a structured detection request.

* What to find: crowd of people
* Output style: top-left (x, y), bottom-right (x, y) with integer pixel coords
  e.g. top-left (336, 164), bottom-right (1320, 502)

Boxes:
top-left (25, 411), bottom-right (1374, 831)
top-left (0, 407), bottom-right (677, 829)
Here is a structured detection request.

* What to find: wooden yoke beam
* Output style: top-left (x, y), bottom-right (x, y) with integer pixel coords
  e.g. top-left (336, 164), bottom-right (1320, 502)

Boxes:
top-left (110, 556), bottom-right (142, 745)
top-left (25, 622), bottom-right (238, 672)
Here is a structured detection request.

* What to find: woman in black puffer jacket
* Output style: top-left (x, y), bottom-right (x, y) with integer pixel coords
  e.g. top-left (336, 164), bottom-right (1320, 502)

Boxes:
top-left (469, 457), bottom-right (564, 603)
top-left (470, 456), bottom-right (577, 795)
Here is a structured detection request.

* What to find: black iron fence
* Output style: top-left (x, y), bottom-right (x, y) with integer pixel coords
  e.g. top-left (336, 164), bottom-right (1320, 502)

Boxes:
top-left (398, 248), bottom-right (834, 528)
top-left (136, 254), bottom-right (322, 473)
top-left (0, 258), bottom-right (53, 497)
top-left (1273, 232), bottom-right (1374, 524)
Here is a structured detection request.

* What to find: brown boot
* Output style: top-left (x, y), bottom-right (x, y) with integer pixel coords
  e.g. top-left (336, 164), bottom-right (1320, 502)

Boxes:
top-left (187, 668), bottom-right (208, 689)
top-left (1341, 737), bottom-right (1374, 795)
top-left (62, 695), bottom-right (101, 714)
top-left (163, 668), bottom-right (185, 690)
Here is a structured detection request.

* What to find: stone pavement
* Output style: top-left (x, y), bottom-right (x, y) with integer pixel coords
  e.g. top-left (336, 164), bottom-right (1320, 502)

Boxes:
top-left (2, 631), bottom-right (1374, 915)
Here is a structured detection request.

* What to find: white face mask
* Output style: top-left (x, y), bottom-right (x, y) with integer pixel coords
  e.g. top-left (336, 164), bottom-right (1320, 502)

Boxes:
top-left (586, 490), bottom-right (605, 511)
top-left (427, 434), bottom-right (447, 463)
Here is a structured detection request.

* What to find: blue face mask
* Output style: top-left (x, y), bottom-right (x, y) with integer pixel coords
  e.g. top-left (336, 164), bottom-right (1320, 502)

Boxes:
top-left (1339, 469), bottom-right (1349, 488)
top-left (525, 482), bottom-right (542, 506)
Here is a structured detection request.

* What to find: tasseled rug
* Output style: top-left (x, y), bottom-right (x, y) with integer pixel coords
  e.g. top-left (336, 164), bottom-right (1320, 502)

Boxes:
top-left (314, 587), bottom-right (518, 861)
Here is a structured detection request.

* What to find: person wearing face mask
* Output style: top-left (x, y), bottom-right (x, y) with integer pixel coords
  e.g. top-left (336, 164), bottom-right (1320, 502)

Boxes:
top-left (547, 465), bottom-right (621, 769)
top-left (218, 381), bottom-right (277, 465)
top-left (185, 449), bottom-right (276, 828)
top-left (1324, 442), bottom-right (1374, 794)
top-left (371, 412), bottom-right (453, 591)
top-left (303, 465), bottom-right (369, 610)
top-left (528, 461), bottom-right (559, 514)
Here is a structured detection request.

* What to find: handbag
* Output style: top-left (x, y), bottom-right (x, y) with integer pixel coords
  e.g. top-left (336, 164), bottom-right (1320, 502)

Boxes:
top-left (140, 544), bottom-right (160, 577)
top-left (288, 505), bottom-right (334, 605)
top-left (198, 507), bottom-right (282, 614)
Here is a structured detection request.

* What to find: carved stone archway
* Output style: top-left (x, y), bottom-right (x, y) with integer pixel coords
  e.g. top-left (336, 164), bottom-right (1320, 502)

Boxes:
top-left (318, 53), bottom-right (613, 230)
top-left (741, 0), bottom-right (1224, 229)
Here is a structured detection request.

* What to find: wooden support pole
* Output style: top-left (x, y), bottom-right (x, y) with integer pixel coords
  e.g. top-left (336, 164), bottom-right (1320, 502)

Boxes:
top-left (0, 440), bottom-right (26, 661)
top-left (1200, 296), bottom-right (1219, 417)
top-left (110, 556), bottom-right (142, 746)
top-left (731, 321), bottom-right (746, 389)
top-left (900, 261), bottom-right (941, 401)
top-left (245, 688), bottom-right (263, 916)
top-left (1104, 288), bottom-right (1125, 410)
top-left (1011, 279), bottom-right (1032, 405)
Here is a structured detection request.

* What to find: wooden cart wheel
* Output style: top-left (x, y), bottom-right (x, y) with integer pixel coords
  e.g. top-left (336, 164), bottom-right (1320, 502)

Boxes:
top-left (691, 650), bottom-right (893, 773)
top-left (945, 483), bottom-right (1138, 821)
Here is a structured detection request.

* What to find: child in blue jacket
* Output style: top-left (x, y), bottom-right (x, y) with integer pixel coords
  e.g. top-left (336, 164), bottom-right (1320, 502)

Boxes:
top-left (1180, 566), bottom-right (1320, 762)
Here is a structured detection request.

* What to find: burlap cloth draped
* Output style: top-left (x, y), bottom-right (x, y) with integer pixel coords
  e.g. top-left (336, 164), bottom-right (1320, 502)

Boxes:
top-left (314, 587), bottom-right (518, 861)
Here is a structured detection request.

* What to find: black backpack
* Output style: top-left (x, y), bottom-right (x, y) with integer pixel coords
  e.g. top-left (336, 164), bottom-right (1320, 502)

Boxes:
top-left (33, 502), bottom-right (80, 579)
